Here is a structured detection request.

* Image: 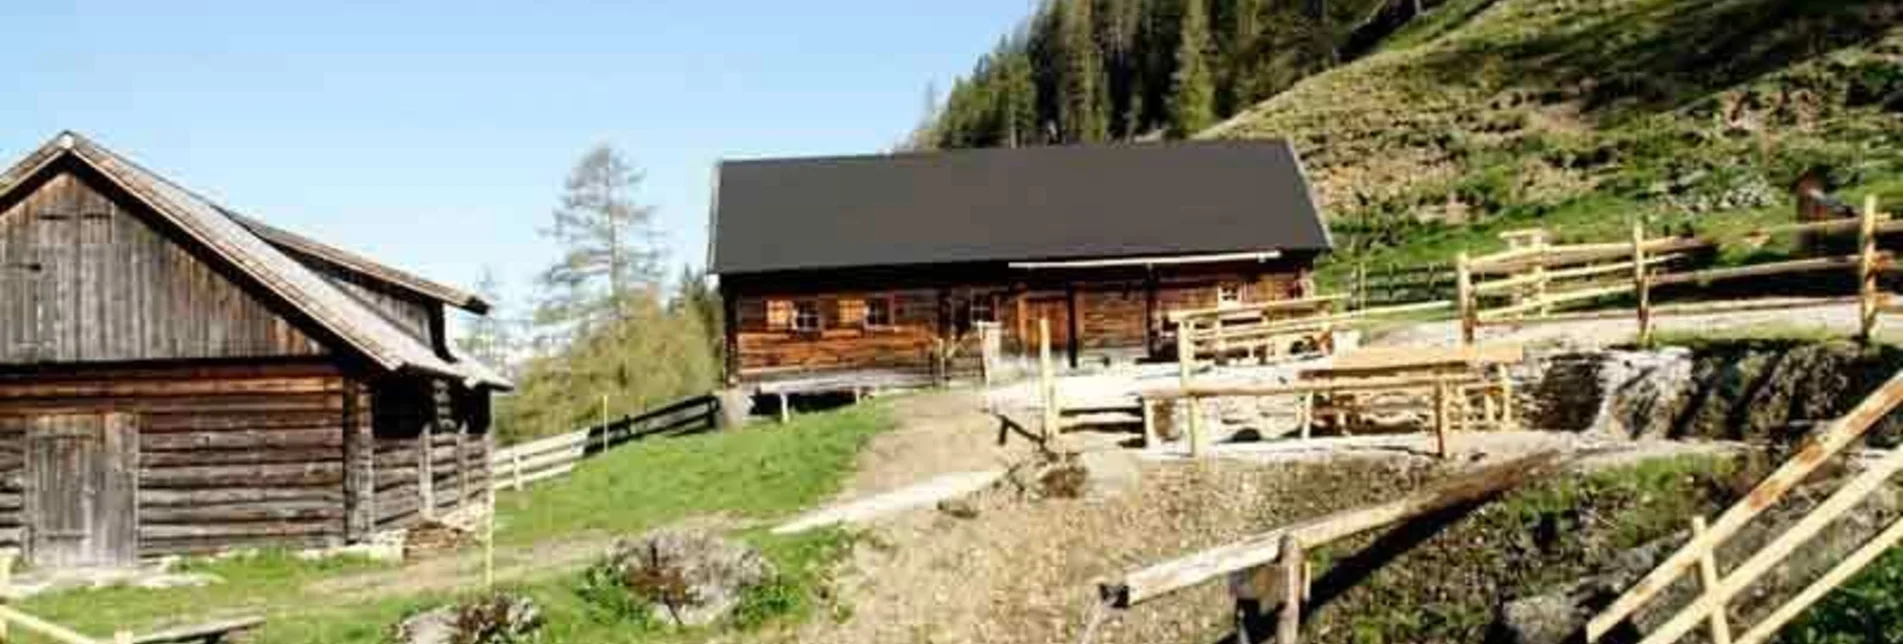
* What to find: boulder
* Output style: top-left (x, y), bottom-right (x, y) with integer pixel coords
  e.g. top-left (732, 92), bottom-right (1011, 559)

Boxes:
top-left (392, 593), bottom-right (542, 644)
top-left (590, 529), bottom-right (775, 627)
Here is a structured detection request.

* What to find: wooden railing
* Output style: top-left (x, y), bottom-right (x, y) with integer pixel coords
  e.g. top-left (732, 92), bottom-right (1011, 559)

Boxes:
top-left (491, 393), bottom-right (720, 491)
top-left (1455, 196), bottom-right (1897, 345)
top-left (1584, 364), bottom-right (1903, 644)
top-left (1168, 295), bottom-right (1453, 364)
top-left (1350, 260), bottom-right (1456, 309)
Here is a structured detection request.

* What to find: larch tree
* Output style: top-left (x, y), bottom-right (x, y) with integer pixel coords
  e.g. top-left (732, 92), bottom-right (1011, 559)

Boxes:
top-left (1168, 0), bottom-right (1217, 137)
top-left (536, 144), bottom-right (660, 328)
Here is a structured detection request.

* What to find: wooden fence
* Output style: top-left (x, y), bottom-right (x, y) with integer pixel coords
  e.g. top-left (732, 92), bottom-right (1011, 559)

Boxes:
top-left (1584, 361), bottom-right (1903, 644)
top-left (490, 393), bottom-right (721, 491)
top-left (1350, 260), bottom-right (1456, 309)
top-left (1456, 196), bottom-right (1897, 345)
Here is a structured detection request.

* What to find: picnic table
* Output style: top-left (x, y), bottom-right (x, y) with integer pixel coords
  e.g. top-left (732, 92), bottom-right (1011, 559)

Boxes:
top-left (1297, 344), bottom-right (1523, 456)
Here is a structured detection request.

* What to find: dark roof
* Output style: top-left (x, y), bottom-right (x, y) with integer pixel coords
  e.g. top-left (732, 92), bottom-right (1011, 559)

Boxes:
top-left (708, 140), bottom-right (1331, 275)
top-left (232, 213), bottom-right (491, 314)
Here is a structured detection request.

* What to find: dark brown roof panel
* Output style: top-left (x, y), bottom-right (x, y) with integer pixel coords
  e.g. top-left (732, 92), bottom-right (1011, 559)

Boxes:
top-left (709, 140), bottom-right (1330, 275)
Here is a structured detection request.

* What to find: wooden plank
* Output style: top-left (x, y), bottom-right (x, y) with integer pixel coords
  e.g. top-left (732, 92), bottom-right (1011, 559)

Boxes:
top-left (1633, 442), bottom-right (1903, 644)
top-left (1104, 452), bottom-right (1560, 607)
top-left (1320, 344), bottom-right (1523, 373)
top-left (1649, 254), bottom-right (1883, 287)
top-left (1692, 517), bottom-right (1732, 644)
top-left (0, 605), bottom-right (103, 644)
top-left (1142, 373), bottom-right (1484, 402)
top-left (1457, 252), bottom-right (1474, 345)
top-left (1634, 221), bottom-right (1652, 345)
top-left (1860, 196), bottom-right (1880, 343)
top-left (1586, 367), bottom-right (1903, 639)
top-left (131, 617), bottom-right (264, 644)
top-left (1279, 534), bottom-right (1303, 644)
top-left (1732, 514), bottom-right (1903, 644)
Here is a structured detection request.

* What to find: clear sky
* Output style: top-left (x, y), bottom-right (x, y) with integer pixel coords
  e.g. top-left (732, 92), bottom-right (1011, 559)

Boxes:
top-left (0, 1), bottom-right (1032, 317)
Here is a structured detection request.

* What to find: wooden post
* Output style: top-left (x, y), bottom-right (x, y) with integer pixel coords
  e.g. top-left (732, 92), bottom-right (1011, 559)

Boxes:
top-left (1277, 534), bottom-right (1304, 644)
top-left (510, 448), bottom-right (524, 491)
top-left (419, 416), bottom-right (436, 520)
top-left (1692, 517), bottom-right (1733, 644)
top-left (0, 549), bottom-right (12, 640)
top-left (1498, 367), bottom-right (1517, 431)
top-left (1040, 318), bottom-right (1058, 441)
top-left (1433, 380), bottom-right (1451, 459)
top-left (1533, 233), bottom-right (1551, 319)
top-left (1178, 319), bottom-right (1203, 456)
top-left (486, 477), bottom-right (497, 591)
top-left (1859, 195), bottom-right (1880, 344)
top-left (1299, 392), bottom-right (1314, 440)
top-left (115, 630), bottom-right (133, 644)
top-left (1633, 221), bottom-right (1653, 346)
top-left (1355, 259), bottom-right (1368, 311)
top-left (1140, 399), bottom-right (1158, 448)
top-left (1456, 252), bottom-right (1475, 346)
top-left (777, 392), bottom-right (791, 425)
top-left (599, 394), bottom-right (610, 452)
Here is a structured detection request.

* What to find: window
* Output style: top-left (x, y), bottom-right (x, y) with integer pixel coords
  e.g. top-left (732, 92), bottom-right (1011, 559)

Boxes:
top-left (968, 294), bottom-right (997, 324)
top-left (1217, 282), bottom-right (1244, 308)
top-left (766, 300), bottom-right (794, 331)
top-left (866, 296), bottom-right (894, 327)
top-left (838, 298), bottom-right (868, 327)
top-left (792, 300), bottom-right (822, 331)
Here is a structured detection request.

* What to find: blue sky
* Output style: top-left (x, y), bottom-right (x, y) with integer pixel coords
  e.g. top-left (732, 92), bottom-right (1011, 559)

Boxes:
top-left (0, 1), bottom-right (1032, 316)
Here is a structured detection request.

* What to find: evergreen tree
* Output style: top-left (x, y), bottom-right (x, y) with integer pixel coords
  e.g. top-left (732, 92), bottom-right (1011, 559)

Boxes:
top-left (1057, 0), bottom-right (1110, 143)
top-left (1167, 0), bottom-right (1217, 137)
top-left (999, 47), bottom-right (1039, 147)
top-left (536, 145), bottom-right (660, 329)
top-left (670, 264), bottom-right (724, 362)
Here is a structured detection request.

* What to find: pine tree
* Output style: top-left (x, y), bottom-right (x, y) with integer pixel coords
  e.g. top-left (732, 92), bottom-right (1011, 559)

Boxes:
top-left (999, 48), bottom-right (1039, 147)
top-left (536, 145), bottom-right (661, 329)
top-left (1168, 0), bottom-right (1217, 137)
top-left (1057, 0), bottom-right (1109, 143)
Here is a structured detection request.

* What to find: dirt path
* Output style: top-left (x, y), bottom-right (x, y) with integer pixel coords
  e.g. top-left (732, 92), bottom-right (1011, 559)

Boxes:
top-left (1371, 297), bottom-right (1896, 348)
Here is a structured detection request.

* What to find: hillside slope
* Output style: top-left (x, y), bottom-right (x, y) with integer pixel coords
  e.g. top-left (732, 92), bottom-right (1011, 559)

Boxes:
top-left (1205, 0), bottom-right (1903, 268)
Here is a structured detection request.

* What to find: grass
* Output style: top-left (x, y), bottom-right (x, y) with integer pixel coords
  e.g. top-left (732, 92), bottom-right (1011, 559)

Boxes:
top-left (13, 404), bottom-right (895, 643)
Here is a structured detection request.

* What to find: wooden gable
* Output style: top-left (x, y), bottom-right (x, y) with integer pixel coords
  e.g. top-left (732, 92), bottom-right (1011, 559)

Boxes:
top-left (0, 168), bottom-right (327, 364)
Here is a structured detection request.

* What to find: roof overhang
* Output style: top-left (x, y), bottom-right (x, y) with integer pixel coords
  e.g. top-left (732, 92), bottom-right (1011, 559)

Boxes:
top-left (1008, 250), bottom-right (1284, 270)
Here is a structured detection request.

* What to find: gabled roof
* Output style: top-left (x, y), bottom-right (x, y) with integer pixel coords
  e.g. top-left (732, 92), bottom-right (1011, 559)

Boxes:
top-left (708, 140), bottom-right (1332, 275)
top-left (0, 132), bottom-right (510, 389)
top-left (232, 213), bottom-right (491, 314)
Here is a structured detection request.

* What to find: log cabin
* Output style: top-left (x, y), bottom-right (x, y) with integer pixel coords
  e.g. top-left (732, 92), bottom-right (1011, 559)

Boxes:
top-left (708, 140), bottom-right (1332, 396)
top-left (0, 132), bottom-right (510, 568)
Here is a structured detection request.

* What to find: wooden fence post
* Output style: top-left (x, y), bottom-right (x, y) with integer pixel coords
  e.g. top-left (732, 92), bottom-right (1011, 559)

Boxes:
top-left (1355, 260), bottom-right (1368, 311)
top-left (1860, 195), bottom-right (1880, 344)
top-left (1534, 232), bottom-right (1551, 319)
top-left (1456, 252), bottom-right (1475, 346)
top-left (1692, 517), bottom-right (1733, 644)
top-left (510, 449), bottom-right (524, 491)
top-left (1633, 221), bottom-right (1653, 346)
top-left (1433, 380), bottom-right (1451, 459)
top-left (1278, 534), bottom-right (1305, 644)
top-left (0, 549), bottom-right (12, 640)
top-left (1040, 318), bottom-right (1057, 441)
top-left (1178, 320), bottom-right (1204, 457)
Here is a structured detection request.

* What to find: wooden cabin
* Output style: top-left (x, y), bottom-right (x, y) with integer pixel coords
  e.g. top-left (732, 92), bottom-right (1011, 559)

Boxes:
top-left (0, 132), bottom-right (510, 568)
top-left (708, 140), bottom-right (1332, 394)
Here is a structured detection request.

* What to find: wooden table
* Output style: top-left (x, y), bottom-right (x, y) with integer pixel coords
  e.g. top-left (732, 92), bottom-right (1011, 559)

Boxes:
top-left (1297, 344), bottom-right (1523, 456)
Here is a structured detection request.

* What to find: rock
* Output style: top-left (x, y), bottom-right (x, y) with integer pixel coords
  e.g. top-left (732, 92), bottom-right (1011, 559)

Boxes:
top-left (937, 497), bottom-right (981, 519)
top-left (589, 529), bottom-right (775, 627)
top-left (393, 593), bottom-right (542, 644)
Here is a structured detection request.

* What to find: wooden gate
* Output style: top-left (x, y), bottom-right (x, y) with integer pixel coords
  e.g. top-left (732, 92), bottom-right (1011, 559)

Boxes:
top-left (25, 413), bottom-right (138, 568)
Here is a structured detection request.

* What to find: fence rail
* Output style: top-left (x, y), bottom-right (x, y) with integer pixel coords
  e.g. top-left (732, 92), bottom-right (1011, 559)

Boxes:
top-left (491, 393), bottom-right (721, 491)
top-left (1456, 196), bottom-right (1894, 345)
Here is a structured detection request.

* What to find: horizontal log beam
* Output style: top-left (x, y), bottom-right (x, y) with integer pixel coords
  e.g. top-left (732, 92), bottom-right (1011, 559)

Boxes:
top-left (140, 487), bottom-right (343, 508)
top-left (1103, 452), bottom-right (1561, 608)
top-left (1142, 374), bottom-right (1484, 402)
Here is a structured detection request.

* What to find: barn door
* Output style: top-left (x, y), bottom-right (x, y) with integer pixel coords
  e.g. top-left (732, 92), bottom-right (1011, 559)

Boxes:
top-left (25, 413), bottom-right (138, 568)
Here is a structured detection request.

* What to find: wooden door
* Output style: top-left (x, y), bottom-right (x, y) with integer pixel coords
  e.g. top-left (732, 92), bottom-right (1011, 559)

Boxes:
top-left (26, 413), bottom-right (138, 568)
top-left (1023, 296), bottom-right (1072, 356)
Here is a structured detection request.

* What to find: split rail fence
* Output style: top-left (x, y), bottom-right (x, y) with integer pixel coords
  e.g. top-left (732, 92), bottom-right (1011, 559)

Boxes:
top-left (1583, 362), bottom-right (1903, 644)
top-left (490, 393), bottom-right (720, 491)
top-left (1456, 196), bottom-right (1899, 345)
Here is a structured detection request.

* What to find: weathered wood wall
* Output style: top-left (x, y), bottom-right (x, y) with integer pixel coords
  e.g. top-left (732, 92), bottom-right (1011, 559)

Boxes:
top-left (723, 260), bottom-right (1312, 384)
top-left (308, 262), bottom-right (435, 345)
top-left (0, 169), bottom-right (326, 365)
top-left (0, 362), bottom-right (350, 557)
top-left (371, 377), bottom-right (483, 531)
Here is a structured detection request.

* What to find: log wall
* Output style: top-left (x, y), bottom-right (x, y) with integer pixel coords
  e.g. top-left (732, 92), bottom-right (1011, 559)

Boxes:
top-left (725, 261), bottom-right (1312, 383)
top-left (370, 377), bottom-right (485, 531)
top-left (0, 362), bottom-right (350, 557)
top-left (0, 167), bottom-right (327, 365)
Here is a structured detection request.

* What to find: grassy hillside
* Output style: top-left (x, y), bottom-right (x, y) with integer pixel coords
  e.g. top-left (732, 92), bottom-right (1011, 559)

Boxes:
top-left (1205, 0), bottom-right (1903, 281)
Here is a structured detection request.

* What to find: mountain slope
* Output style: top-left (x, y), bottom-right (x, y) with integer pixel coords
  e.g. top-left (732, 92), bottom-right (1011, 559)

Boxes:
top-left (1205, 0), bottom-right (1903, 269)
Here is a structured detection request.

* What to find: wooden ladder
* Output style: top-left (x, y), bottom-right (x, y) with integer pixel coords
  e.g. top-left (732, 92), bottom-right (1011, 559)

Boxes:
top-left (1584, 367), bottom-right (1903, 644)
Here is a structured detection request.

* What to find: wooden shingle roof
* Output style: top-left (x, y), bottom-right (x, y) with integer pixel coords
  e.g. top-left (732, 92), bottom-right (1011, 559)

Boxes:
top-left (0, 132), bottom-right (509, 388)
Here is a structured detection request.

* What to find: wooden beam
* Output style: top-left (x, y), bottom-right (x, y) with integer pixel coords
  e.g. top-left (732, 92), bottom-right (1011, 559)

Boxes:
top-left (1693, 517), bottom-right (1733, 644)
top-left (1732, 514), bottom-right (1903, 644)
top-left (1457, 252), bottom-right (1475, 345)
top-left (1279, 534), bottom-right (1304, 644)
top-left (1586, 367), bottom-right (1903, 639)
top-left (1040, 317), bottom-right (1057, 441)
top-left (1861, 195), bottom-right (1880, 344)
top-left (1103, 452), bottom-right (1560, 607)
top-left (1142, 373), bottom-right (1484, 402)
top-left (1634, 221), bottom-right (1652, 346)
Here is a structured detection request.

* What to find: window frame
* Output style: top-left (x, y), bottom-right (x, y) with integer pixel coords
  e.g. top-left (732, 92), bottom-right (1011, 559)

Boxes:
top-left (1216, 282), bottom-right (1244, 308)
top-left (791, 299), bottom-right (822, 332)
top-left (864, 294), bottom-right (896, 329)
top-left (967, 293), bottom-right (998, 324)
